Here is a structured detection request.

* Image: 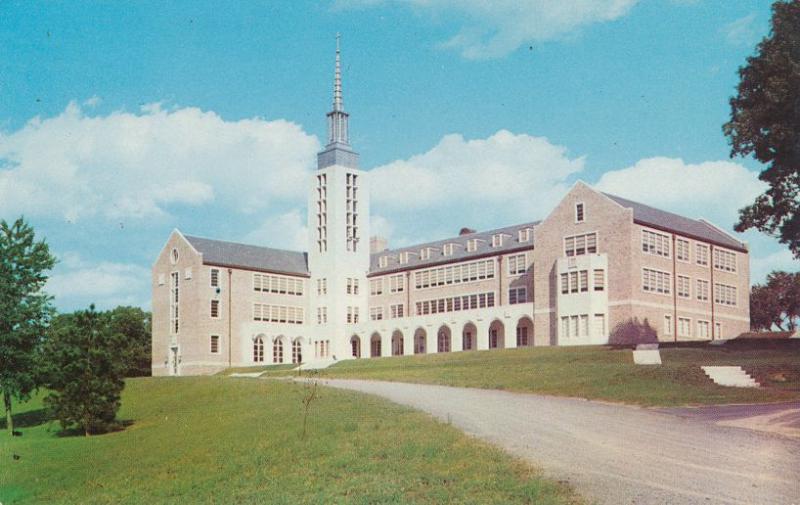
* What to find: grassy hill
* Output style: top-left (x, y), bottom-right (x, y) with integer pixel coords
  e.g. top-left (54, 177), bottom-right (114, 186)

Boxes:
top-left (1, 377), bottom-right (582, 505)
top-left (268, 345), bottom-right (800, 407)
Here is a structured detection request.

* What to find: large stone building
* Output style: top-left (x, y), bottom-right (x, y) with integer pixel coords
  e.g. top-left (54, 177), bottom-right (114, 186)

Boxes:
top-left (151, 43), bottom-right (750, 376)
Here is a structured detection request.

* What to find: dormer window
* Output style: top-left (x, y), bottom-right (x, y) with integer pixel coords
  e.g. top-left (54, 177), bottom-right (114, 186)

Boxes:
top-left (379, 256), bottom-right (388, 268)
top-left (442, 243), bottom-right (454, 256)
top-left (518, 228), bottom-right (532, 242)
top-left (491, 234), bottom-right (503, 248)
top-left (420, 248), bottom-right (431, 260)
top-left (399, 252), bottom-right (409, 264)
top-left (466, 239), bottom-right (478, 252)
top-left (575, 203), bottom-right (585, 223)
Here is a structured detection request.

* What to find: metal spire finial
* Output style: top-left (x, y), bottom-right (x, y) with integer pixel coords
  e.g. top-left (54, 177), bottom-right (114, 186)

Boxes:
top-left (333, 33), bottom-right (343, 112)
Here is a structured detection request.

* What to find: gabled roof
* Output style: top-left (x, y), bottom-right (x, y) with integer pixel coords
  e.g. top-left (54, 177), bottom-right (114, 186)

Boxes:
top-left (602, 193), bottom-right (748, 252)
top-left (369, 221), bottom-right (538, 276)
top-left (184, 235), bottom-right (309, 276)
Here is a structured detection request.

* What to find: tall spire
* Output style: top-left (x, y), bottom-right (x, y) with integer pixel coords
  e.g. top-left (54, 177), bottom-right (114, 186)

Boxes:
top-left (333, 33), bottom-right (343, 112)
top-left (318, 33), bottom-right (359, 170)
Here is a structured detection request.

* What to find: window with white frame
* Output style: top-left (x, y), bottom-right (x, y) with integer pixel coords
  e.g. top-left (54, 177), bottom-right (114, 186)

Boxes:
top-left (442, 243), bottom-right (454, 256)
top-left (492, 234), bottom-right (503, 247)
top-left (571, 315), bottom-right (579, 338)
top-left (317, 278), bottom-right (327, 295)
top-left (170, 272), bottom-right (179, 334)
top-left (210, 299), bottom-right (220, 318)
top-left (420, 248), bottom-right (432, 260)
top-left (346, 278), bottom-right (353, 294)
top-left (466, 239), bottom-right (478, 252)
top-left (389, 274), bottom-right (404, 293)
top-left (561, 316), bottom-right (569, 338)
top-left (575, 203), bottom-right (585, 223)
top-left (714, 283), bottom-right (737, 306)
top-left (415, 292), bottom-right (495, 315)
top-left (593, 269), bottom-right (605, 291)
top-left (570, 271), bottom-right (579, 293)
top-left (580, 315), bottom-right (589, 337)
top-left (210, 268), bottom-right (219, 287)
top-left (346, 306), bottom-right (354, 324)
top-left (564, 232), bottom-right (597, 256)
top-left (414, 259), bottom-right (495, 289)
top-left (678, 317), bottom-right (691, 337)
top-left (580, 270), bottom-right (588, 292)
top-left (560, 273), bottom-right (569, 294)
top-left (210, 335), bottom-right (220, 354)
top-left (518, 228), bottom-right (532, 242)
top-left (715, 322), bottom-right (722, 339)
top-left (697, 320), bottom-right (710, 339)
top-left (390, 303), bottom-right (404, 319)
top-left (379, 256), bottom-right (388, 268)
top-left (369, 306), bottom-right (384, 321)
top-left (399, 252), bottom-right (409, 264)
top-left (353, 306), bottom-right (359, 323)
top-left (713, 248), bottom-right (737, 273)
top-left (253, 304), bottom-right (304, 324)
top-left (676, 239), bottom-right (690, 262)
top-left (664, 314), bottom-right (673, 335)
top-left (695, 243), bottom-right (709, 266)
top-left (641, 229), bottom-right (671, 257)
top-left (508, 287), bottom-right (527, 304)
top-left (370, 278), bottom-right (383, 296)
top-left (677, 275), bottom-right (690, 298)
top-left (642, 268), bottom-right (671, 295)
top-left (353, 278), bottom-right (359, 295)
top-left (254, 273), bottom-right (304, 296)
top-left (696, 279), bottom-right (709, 301)
top-left (594, 313), bottom-right (605, 337)
top-left (507, 253), bottom-right (527, 275)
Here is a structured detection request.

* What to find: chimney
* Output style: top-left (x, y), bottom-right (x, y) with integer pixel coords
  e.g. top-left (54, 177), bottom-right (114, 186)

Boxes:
top-left (459, 227), bottom-right (476, 236)
top-left (370, 236), bottom-right (388, 254)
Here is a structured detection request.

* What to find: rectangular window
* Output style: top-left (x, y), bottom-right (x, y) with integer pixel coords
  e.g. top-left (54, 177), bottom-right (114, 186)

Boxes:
top-left (676, 239), bottom-right (690, 262)
top-left (561, 316), bottom-right (569, 338)
top-left (492, 234), bottom-right (503, 247)
top-left (593, 269), bottom-right (605, 291)
top-left (253, 273), bottom-right (303, 296)
top-left (414, 259), bottom-right (494, 289)
top-left (678, 317), bottom-right (691, 337)
top-left (210, 268), bottom-right (219, 287)
top-left (467, 239), bottom-right (478, 252)
top-left (346, 306), bottom-right (353, 324)
top-left (677, 275), bottom-right (690, 298)
top-left (420, 248), bottom-right (431, 260)
top-left (518, 228), bottom-right (532, 242)
top-left (443, 243), bottom-right (454, 256)
top-left (170, 272), bottom-right (179, 334)
top-left (507, 253), bottom-right (527, 275)
top-left (641, 229), bottom-right (671, 258)
top-left (346, 278), bottom-right (353, 294)
top-left (642, 268), bottom-right (671, 295)
top-left (210, 299), bottom-right (220, 318)
top-left (415, 292), bottom-right (495, 315)
top-left (389, 274), bottom-right (404, 293)
top-left (696, 279), bottom-right (709, 301)
top-left (379, 256), bottom-right (388, 268)
top-left (715, 322), bottom-right (722, 339)
top-left (210, 335), bottom-right (220, 354)
top-left (697, 320), bottom-right (710, 339)
top-left (594, 313), bottom-right (605, 337)
top-left (714, 283), bottom-right (737, 306)
top-left (561, 273), bottom-right (569, 294)
top-left (564, 232), bottom-right (597, 257)
top-left (570, 316), bottom-right (579, 338)
top-left (570, 271), bottom-right (579, 293)
top-left (370, 278), bottom-right (383, 296)
top-left (390, 303), bottom-right (404, 319)
top-left (353, 307), bottom-right (359, 323)
top-left (369, 306), bottom-right (384, 321)
top-left (695, 243), bottom-right (709, 266)
top-left (353, 278), bottom-right (359, 295)
top-left (664, 315), bottom-right (673, 335)
top-left (713, 248), bottom-right (737, 273)
top-left (579, 270), bottom-right (589, 292)
top-left (508, 287), bottom-right (527, 304)
top-left (575, 203), bottom-right (585, 223)
top-left (253, 304), bottom-right (304, 324)
top-left (579, 315), bottom-right (589, 337)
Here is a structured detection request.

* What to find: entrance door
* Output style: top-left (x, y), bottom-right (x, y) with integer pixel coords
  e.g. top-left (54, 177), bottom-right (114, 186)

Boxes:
top-left (170, 346), bottom-right (179, 376)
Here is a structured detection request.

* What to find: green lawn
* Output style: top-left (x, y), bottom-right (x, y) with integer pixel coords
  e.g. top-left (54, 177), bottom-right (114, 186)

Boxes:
top-left (269, 345), bottom-right (800, 407)
top-left (1, 377), bottom-right (582, 505)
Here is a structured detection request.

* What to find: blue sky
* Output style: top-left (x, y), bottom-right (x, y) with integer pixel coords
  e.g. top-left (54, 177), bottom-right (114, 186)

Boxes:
top-left (0, 0), bottom-right (795, 311)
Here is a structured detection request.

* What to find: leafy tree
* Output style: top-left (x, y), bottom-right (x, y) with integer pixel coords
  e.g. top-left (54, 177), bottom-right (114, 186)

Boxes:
top-left (723, 1), bottom-right (800, 258)
top-left (0, 218), bottom-right (56, 435)
top-left (43, 306), bottom-right (126, 436)
top-left (749, 271), bottom-right (800, 331)
top-left (107, 306), bottom-right (152, 377)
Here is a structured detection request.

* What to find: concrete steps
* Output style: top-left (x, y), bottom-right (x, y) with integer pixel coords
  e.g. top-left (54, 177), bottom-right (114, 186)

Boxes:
top-left (702, 366), bottom-right (760, 388)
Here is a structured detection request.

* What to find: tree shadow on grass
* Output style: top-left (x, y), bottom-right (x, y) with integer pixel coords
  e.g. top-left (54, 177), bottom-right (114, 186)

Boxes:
top-left (54, 419), bottom-right (135, 438)
top-left (0, 408), bottom-right (52, 431)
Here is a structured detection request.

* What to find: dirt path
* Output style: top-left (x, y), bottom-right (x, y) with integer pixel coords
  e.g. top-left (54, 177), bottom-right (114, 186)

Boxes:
top-left (319, 379), bottom-right (800, 505)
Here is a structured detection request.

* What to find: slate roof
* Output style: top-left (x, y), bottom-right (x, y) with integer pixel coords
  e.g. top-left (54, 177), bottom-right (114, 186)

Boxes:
top-left (602, 193), bottom-right (748, 252)
top-left (184, 234), bottom-right (309, 276)
top-left (368, 222), bottom-right (538, 276)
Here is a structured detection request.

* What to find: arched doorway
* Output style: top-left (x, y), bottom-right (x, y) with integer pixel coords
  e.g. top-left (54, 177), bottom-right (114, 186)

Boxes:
top-left (414, 328), bottom-right (426, 354)
top-left (292, 337), bottom-right (303, 364)
top-left (370, 332), bottom-right (382, 358)
top-left (437, 325), bottom-right (451, 353)
top-left (350, 335), bottom-right (361, 358)
top-left (462, 322), bottom-right (477, 351)
top-left (253, 335), bottom-right (265, 362)
top-left (516, 317), bottom-right (533, 347)
top-left (489, 320), bottom-right (505, 349)
top-left (391, 330), bottom-right (404, 356)
top-left (273, 336), bottom-right (285, 363)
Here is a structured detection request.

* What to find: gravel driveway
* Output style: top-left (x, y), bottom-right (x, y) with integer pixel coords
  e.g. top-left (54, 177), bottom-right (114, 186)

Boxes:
top-left (319, 379), bottom-right (800, 505)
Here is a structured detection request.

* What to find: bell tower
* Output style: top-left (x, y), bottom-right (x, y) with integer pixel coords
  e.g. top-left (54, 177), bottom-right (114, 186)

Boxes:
top-left (307, 34), bottom-right (370, 360)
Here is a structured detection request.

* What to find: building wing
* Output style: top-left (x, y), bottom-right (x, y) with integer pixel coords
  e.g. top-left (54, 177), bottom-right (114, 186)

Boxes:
top-left (184, 235), bottom-right (309, 276)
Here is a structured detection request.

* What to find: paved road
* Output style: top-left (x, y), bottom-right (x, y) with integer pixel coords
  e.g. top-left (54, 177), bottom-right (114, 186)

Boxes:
top-left (319, 379), bottom-right (800, 505)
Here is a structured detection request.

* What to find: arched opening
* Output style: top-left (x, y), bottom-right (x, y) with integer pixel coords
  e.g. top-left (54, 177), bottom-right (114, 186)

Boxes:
top-left (273, 336), bottom-right (285, 363)
top-left (292, 337), bottom-right (303, 364)
top-left (391, 330), bottom-right (404, 356)
top-left (462, 322), bottom-right (477, 351)
top-left (350, 335), bottom-right (361, 358)
top-left (414, 328), bottom-right (427, 354)
top-left (370, 332), bottom-right (382, 358)
top-left (516, 317), bottom-right (534, 347)
top-left (253, 335), bottom-right (265, 362)
top-left (489, 320), bottom-right (505, 349)
top-left (437, 325), bottom-right (451, 353)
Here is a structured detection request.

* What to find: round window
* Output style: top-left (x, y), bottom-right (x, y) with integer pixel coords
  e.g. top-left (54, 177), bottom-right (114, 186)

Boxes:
top-left (171, 248), bottom-right (179, 264)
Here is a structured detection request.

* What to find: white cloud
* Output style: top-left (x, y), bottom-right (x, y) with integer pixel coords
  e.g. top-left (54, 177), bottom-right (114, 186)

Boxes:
top-left (594, 157), bottom-right (766, 233)
top-left (721, 13), bottom-right (759, 47)
top-left (339, 0), bottom-right (638, 59)
top-left (370, 129), bottom-right (584, 222)
top-left (47, 255), bottom-right (151, 310)
top-left (243, 210), bottom-right (309, 251)
top-left (0, 101), bottom-right (319, 222)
